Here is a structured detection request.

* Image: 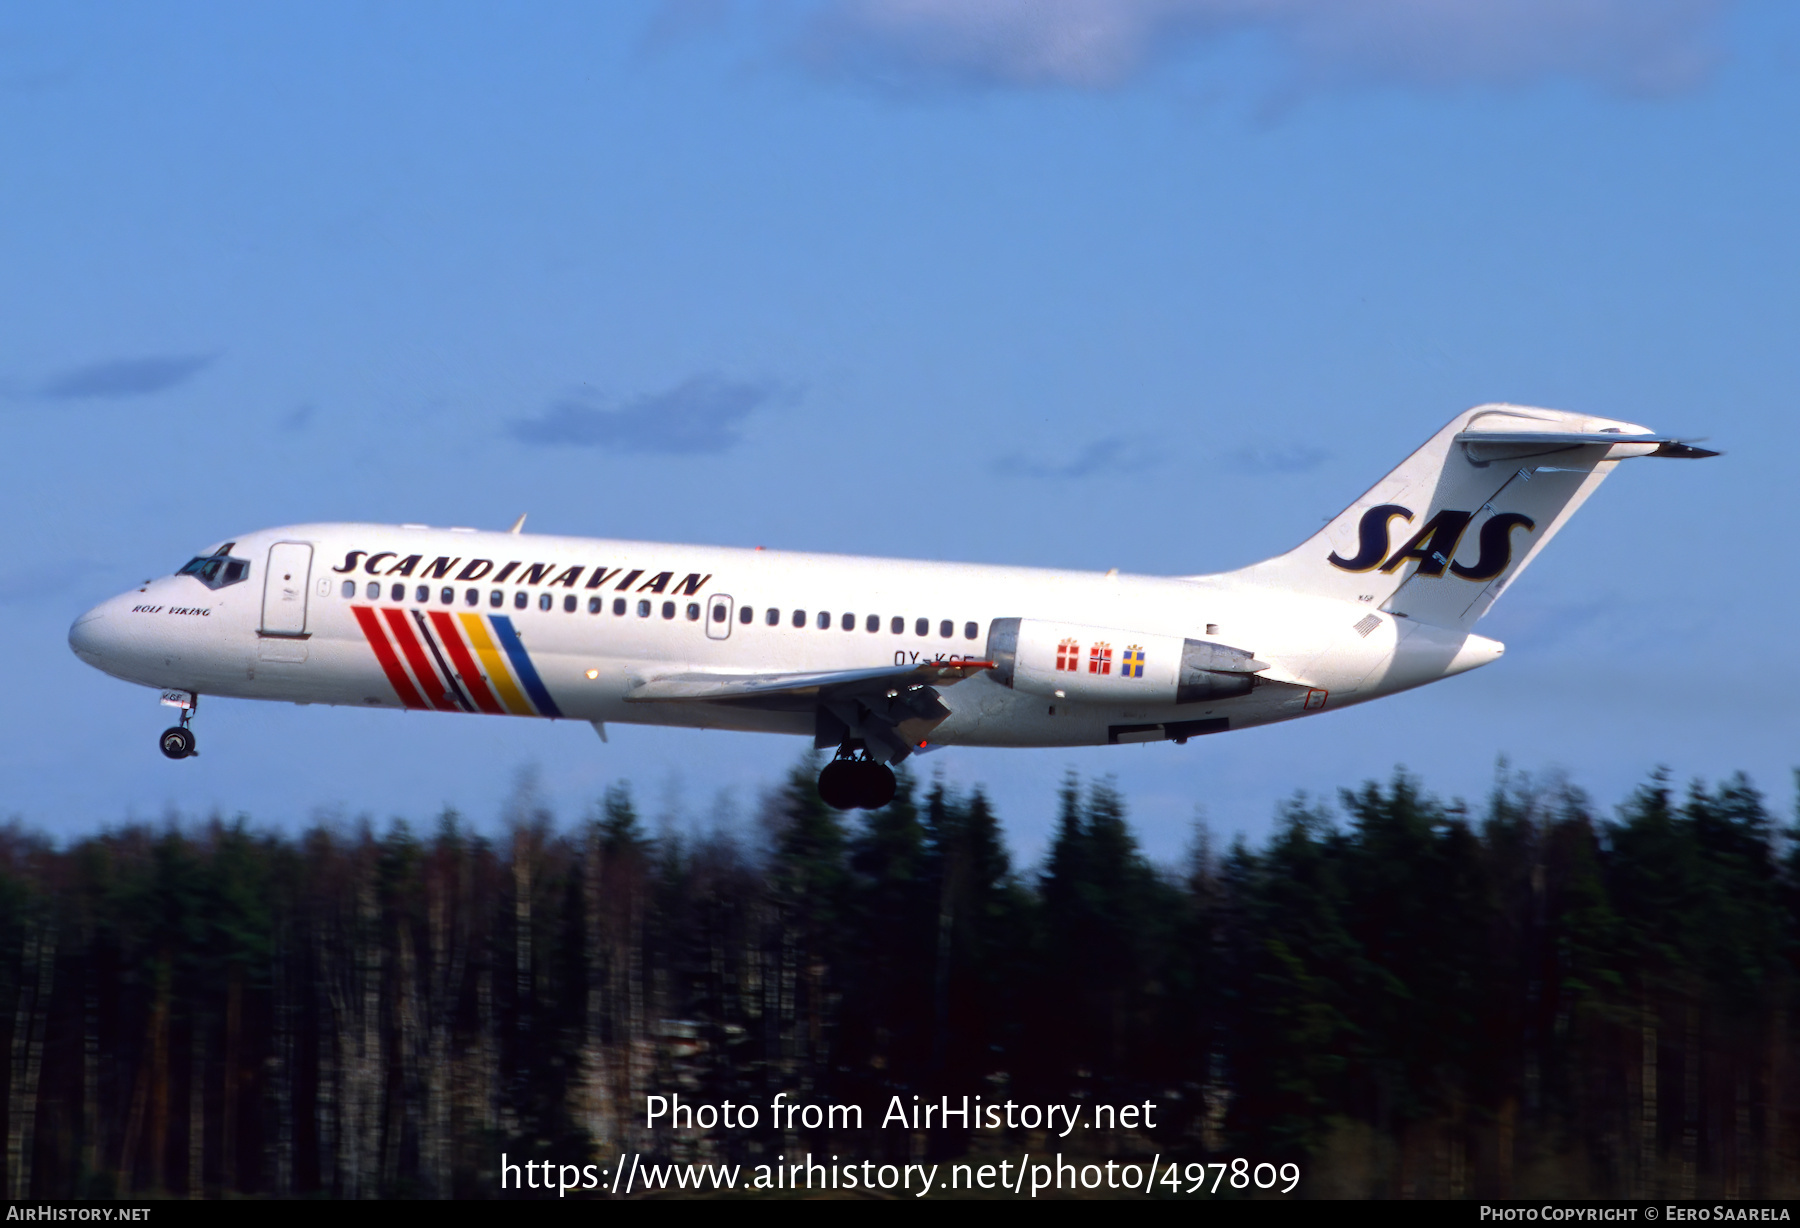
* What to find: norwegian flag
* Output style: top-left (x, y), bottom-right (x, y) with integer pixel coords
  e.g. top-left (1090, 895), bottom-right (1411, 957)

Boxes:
top-left (1088, 642), bottom-right (1113, 675)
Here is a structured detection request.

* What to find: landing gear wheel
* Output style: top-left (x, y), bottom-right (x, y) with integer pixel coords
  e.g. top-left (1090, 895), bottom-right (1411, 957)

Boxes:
top-left (818, 760), bottom-right (859, 810)
top-left (159, 726), bottom-right (196, 760)
top-left (818, 753), bottom-right (897, 810)
top-left (857, 761), bottom-right (896, 809)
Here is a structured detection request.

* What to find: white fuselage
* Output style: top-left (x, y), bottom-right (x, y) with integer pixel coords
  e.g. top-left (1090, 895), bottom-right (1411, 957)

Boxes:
top-left (68, 522), bottom-right (1501, 750)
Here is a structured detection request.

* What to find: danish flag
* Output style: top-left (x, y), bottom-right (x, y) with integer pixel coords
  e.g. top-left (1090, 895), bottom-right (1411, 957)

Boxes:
top-left (1056, 638), bottom-right (1080, 672)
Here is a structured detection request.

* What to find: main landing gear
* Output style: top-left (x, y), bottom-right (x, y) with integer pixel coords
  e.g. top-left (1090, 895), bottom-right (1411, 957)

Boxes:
top-left (159, 694), bottom-right (198, 760)
top-left (818, 743), bottom-right (896, 812)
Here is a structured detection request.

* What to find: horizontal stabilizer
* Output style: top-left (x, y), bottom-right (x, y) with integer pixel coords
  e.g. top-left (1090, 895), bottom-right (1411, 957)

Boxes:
top-left (1454, 430), bottom-right (1717, 461)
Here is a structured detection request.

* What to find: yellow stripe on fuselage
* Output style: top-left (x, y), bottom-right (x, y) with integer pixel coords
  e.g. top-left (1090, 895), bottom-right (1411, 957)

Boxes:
top-left (457, 613), bottom-right (534, 715)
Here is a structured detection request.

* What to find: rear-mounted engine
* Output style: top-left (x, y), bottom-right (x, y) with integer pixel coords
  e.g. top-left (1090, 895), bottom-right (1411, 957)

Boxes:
top-left (984, 617), bottom-right (1267, 705)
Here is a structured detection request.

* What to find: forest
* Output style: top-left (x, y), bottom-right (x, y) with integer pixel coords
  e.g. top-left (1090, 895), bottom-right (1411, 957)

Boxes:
top-left (0, 756), bottom-right (1793, 1198)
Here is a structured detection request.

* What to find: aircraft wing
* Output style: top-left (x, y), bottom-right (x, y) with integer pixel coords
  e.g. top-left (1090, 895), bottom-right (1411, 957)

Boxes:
top-left (624, 660), bottom-right (993, 764)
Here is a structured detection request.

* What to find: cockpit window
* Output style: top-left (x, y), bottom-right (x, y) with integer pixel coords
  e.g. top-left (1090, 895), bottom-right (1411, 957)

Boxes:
top-left (175, 548), bottom-right (250, 591)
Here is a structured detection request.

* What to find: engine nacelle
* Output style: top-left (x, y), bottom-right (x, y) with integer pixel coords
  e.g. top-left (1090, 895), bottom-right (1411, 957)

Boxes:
top-left (984, 618), bottom-right (1266, 705)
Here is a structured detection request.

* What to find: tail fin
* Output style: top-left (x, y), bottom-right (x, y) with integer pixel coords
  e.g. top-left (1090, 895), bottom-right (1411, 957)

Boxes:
top-left (1229, 404), bottom-right (1713, 630)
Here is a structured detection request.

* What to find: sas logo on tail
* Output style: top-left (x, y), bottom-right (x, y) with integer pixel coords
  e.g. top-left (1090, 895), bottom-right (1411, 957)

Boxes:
top-left (1326, 504), bottom-right (1535, 581)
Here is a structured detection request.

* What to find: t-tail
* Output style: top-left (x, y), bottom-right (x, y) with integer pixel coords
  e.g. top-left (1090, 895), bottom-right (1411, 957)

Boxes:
top-left (1232, 404), bottom-right (1715, 630)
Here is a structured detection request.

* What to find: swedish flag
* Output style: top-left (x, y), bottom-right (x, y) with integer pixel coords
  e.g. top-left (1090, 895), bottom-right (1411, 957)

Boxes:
top-left (1122, 646), bottom-right (1146, 678)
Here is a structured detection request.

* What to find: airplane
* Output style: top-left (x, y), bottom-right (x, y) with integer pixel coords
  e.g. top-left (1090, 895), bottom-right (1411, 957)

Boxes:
top-left (68, 404), bottom-right (1713, 810)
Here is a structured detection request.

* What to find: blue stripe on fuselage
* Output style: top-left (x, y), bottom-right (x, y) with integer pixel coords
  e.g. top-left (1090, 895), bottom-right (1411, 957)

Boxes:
top-left (488, 615), bottom-right (564, 718)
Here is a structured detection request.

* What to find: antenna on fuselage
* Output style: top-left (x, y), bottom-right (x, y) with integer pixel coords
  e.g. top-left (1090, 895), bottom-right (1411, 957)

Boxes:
top-left (508, 514), bottom-right (527, 534)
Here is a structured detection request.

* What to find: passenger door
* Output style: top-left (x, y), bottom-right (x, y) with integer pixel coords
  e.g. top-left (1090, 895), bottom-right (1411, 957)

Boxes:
top-left (261, 542), bottom-right (314, 637)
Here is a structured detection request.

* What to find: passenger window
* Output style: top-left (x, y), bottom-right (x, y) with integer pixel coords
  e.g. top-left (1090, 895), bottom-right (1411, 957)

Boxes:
top-left (342, 580), bottom-right (356, 599)
top-left (391, 584), bottom-right (405, 602)
top-left (793, 610), bottom-right (806, 628)
top-left (915, 618), bottom-right (928, 637)
top-left (367, 582), bottom-right (380, 600)
top-left (441, 587), bottom-right (454, 605)
top-left (964, 621), bottom-right (978, 640)
top-left (589, 597), bottom-right (603, 614)
top-left (939, 620), bottom-right (952, 638)
top-left (662, 601), bottom-right (676, 619)
top-left (564, 595), bottom-right (577, 613)
top-left (539, 593), bottom-right (553, 611)
top-left (466, 588), bottom-right (479, 606)
top-left (841, 612), bottom-right (855, 631)
top-left (816, 611), bottom-right (830, 630)
top-left (891, 617), bottom-right (903, 634)
top-left (490, 589), bottom-right (504, 608)
top-left (614, 598), bottom-right (627, 616)
top-left (766, 608), bottom-right (779, 626)
top-left (414, 585), bottom-right (428, 603)
top-left (739, 606), bottom-right (753, 625)
top-left (514, 591), bottom-right (528, 610)
top-left (687, 603), bottom-right (701, 621)
top-left (711, 603), bottom-right (727, 623)
top-left (866, 614), bottom-right (879, 633)
top-left (637, 600), bottom-right (651, 617)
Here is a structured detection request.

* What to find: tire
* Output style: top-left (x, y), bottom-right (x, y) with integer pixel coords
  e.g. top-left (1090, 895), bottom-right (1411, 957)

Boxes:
top-left (858, 762), bottom-right (897, 810)
top-left (159, 727), bottom-right (195, 760)
top-left (818, 760), bottom-right (858, 811)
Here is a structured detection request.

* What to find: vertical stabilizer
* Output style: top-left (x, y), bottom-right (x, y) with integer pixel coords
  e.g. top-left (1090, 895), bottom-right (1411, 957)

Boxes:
top-left (1227, 404), bottom-right (1704, 629)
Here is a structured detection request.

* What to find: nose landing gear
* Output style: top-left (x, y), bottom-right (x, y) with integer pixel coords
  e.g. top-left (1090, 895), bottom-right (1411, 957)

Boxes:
top-left (159, 693), bottom-right (198, 760)
top-left (817, 743), bottom-right (896, 812)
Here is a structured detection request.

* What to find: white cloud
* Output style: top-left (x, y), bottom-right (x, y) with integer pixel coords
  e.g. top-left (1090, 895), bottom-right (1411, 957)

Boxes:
top-left (791, 0), bottom-right (1733, 96)
top-left (510, 374), bottom-right (787, 454)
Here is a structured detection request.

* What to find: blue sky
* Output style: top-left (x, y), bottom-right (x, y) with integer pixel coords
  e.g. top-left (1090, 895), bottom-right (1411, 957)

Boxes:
top-left (3, 1), bottom-right (1795, 865)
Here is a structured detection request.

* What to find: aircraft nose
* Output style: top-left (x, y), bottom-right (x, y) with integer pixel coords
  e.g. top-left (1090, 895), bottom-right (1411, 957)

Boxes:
top-left (68, 602), bottom-right (115, 665)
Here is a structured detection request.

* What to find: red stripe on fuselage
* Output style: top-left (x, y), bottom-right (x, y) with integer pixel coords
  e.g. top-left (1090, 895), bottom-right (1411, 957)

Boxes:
top-left (380, 607), bottom-right (458, 711)
top-left (427, 610), bottom-right (504, 715)
top-left (350, 606), bottom-right (429, 710)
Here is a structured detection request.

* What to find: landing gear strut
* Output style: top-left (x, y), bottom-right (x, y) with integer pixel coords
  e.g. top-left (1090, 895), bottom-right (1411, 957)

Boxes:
top-left (159, 694), bottom-right (197, 760)
top-left (818, 742), bottom-right (895, 811)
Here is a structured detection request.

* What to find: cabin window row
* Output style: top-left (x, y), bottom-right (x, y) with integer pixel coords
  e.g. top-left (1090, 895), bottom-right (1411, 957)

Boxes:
top-left (340, 580), bottom-right (702, 621)
top-left (737, 607), bottom-right (979, 640)
top-left (338, 581), bottom-right (979, 639)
